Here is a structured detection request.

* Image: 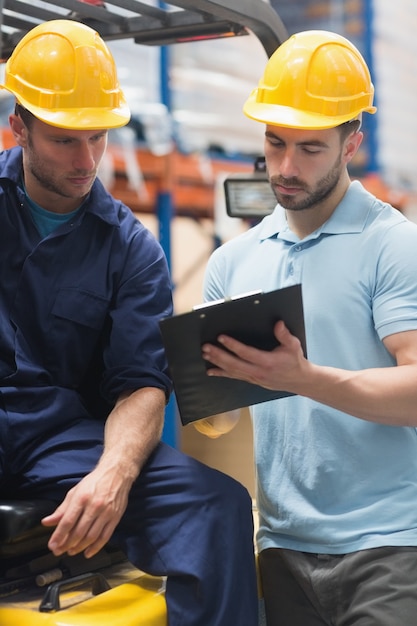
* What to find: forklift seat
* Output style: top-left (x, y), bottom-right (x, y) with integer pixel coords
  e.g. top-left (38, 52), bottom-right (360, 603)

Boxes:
top-left (0, 500), bottom-right (56, 558)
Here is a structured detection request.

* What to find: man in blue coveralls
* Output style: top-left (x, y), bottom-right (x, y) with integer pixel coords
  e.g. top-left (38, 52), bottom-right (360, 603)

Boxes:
top-left (0, 19), bottom-right (258, 625)
top-left (198, 30), bottom-right (417, 625)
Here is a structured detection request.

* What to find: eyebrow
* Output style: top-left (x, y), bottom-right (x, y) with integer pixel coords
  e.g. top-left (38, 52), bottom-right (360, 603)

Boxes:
top-left (45, 130), bottom-right (107, 140)
top-left (265, 130), bottom-right (329, 149)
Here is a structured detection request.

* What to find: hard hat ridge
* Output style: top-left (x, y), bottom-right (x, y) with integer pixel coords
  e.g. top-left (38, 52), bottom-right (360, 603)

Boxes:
top-left (0, 19), bottom-right (130, 130)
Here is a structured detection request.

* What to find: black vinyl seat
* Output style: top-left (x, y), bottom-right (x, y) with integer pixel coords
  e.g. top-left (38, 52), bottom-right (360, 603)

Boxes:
top-left (0, 500), bottom-right (56, 558)
top-left (0, 499), bottom-right (127, 589)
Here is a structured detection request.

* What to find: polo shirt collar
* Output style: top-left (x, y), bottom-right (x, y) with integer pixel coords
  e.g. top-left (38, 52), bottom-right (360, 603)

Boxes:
top-left (258, 180), bottom-right (373, 243)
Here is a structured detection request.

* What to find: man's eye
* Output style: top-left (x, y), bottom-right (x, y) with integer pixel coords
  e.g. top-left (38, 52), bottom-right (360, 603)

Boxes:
top-left (268, 139), bottom-right (284, 147)
top-left (303, 147), bottom-right (321, 154)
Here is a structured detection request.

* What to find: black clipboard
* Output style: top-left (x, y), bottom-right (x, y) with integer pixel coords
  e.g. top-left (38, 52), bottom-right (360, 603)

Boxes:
top-left (159, 284), bottom-right (306, 425)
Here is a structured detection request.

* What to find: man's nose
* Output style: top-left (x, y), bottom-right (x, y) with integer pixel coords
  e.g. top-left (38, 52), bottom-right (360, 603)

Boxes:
top-left (279, 149), bottom-right (298, 178)
top-left (73, 143), bottom-right (95, 170)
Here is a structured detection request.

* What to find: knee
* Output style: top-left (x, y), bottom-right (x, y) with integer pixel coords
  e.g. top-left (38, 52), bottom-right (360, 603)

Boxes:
top-left (193, 459), bottom-right (253, 515)
top-left (145, 443), bottom-right (253, 518)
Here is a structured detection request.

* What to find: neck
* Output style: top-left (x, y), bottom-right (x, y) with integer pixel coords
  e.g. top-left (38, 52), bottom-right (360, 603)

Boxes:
top-left (23, 175), bottom-right (87, 214)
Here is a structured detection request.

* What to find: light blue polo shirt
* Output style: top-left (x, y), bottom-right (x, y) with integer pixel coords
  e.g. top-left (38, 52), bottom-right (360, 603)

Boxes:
top-left (204, 180), bottom-right (417, 554)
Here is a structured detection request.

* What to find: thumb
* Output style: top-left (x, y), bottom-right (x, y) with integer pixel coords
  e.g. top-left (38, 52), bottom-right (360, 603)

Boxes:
top-left (273, 320), bottom-right (290, 344)
top-left (273, 320), bottom-right (302, 353)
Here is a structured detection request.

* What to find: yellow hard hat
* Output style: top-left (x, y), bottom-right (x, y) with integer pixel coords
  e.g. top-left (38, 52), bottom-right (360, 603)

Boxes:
top-left (243, 30), bottom-right (376, 129)
top-left (0, 19), bottom-right (130, 129)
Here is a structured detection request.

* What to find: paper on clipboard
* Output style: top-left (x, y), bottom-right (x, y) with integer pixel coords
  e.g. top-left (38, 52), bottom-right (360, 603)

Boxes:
top-left (159, 284), bottom-right (306, 425)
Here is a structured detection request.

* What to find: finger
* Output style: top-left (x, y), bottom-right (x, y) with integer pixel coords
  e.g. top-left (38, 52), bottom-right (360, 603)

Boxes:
top-left (47, 505), bottom-right (86, 555)
top-left (273, 320), bottom-right (300, 350)
top-left (202, 336), bottom-right (263, 371)
top-left (273, 319), bottom-right (287, 341)
top-left (67, 521), bottom-right (108, 557)
top-left (49, 518), bottom-right (94, 557)
top-left (41, 498), bottom-right (69, 527)
top-left (41, 511), bottom-right (63, 527)
top-left (67, 511), bottom-right (118, 558)
top-left (83, 522), bottom-right (116, 559)
top-left (202, 343), bottom-right (240, 374)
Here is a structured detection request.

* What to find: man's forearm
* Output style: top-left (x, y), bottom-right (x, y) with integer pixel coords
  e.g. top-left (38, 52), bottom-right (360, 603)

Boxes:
top-left (99, 386), bottom-right (166, 484)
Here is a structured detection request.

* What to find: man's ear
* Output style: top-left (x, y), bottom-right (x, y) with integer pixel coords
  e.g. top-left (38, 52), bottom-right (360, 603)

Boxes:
top-left (343, 130), bottom-right (363, 165)
top-left (9, 113), bottom-right (29, 147)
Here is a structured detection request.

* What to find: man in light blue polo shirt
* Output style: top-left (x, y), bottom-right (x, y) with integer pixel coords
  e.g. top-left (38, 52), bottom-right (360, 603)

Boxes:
top-left (198, 30), bottom-right (417, 625)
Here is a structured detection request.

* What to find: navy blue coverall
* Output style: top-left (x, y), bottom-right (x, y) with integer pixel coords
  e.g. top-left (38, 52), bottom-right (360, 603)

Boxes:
top-left (0, 146), bottom-right (258, 625)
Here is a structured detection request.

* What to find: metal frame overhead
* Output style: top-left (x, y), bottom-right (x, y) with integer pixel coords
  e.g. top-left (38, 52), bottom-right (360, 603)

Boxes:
top-left (0, 0), bottom-right (288, 60)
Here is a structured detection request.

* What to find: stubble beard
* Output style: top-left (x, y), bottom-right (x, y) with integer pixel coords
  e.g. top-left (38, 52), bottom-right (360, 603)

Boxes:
top-left (270, 153), bottom-right (343, 212)
top-left (26, 137), bottom-right (93, 201)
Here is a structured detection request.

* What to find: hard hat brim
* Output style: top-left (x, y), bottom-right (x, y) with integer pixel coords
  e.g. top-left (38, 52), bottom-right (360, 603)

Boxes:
top-left (0, 83), bottom-right (131, 130)
top-left (21, 101), bottom-right (131, 130)
top-left (243, 91), bottom-right (376, 130)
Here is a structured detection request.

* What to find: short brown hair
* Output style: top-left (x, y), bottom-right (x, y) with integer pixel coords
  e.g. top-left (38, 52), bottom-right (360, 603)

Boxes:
top-left (337, 118), bottom-right (361, 141)
top-left (14, 102), bottom-right (36, 129)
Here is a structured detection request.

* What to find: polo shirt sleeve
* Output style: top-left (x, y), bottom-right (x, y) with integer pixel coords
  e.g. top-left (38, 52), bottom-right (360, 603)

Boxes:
top-left (373, 219), bottom-right (417, 340)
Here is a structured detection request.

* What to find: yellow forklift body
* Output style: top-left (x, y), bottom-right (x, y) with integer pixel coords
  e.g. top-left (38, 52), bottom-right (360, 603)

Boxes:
top-left (0, 571), bottom-right (167, 626)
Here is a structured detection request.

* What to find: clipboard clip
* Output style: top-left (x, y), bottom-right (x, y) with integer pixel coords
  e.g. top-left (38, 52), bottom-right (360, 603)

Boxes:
top-left (192, 290), bottom-right (262, 312)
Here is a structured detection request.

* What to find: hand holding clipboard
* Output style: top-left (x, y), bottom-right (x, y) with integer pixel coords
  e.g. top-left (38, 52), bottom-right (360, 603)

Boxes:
top-left (159, 284), bottom-right (306, 425)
